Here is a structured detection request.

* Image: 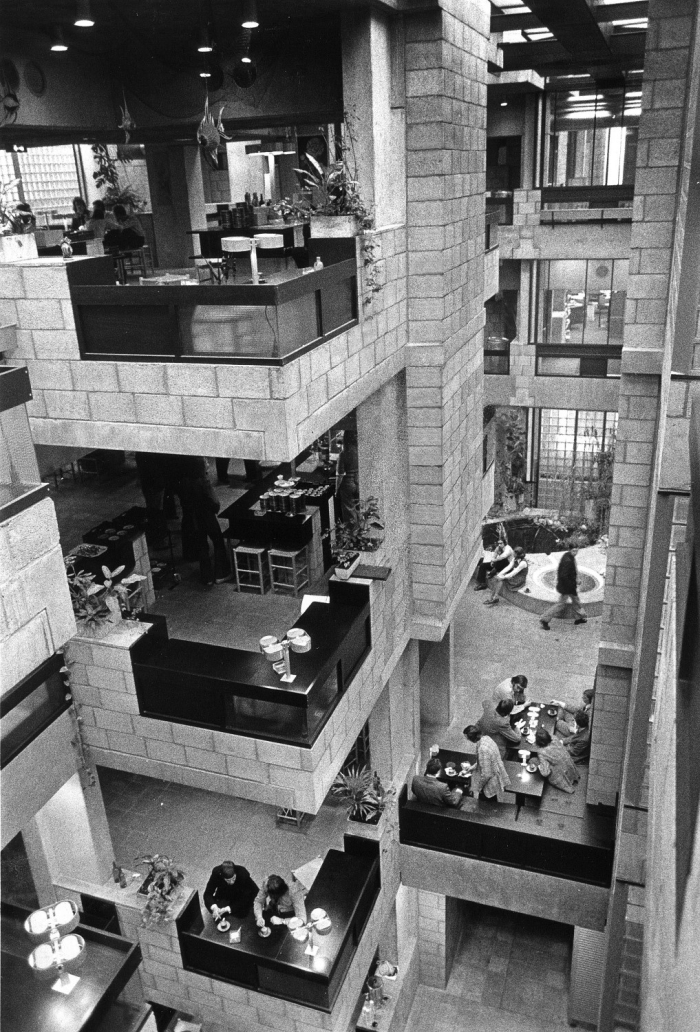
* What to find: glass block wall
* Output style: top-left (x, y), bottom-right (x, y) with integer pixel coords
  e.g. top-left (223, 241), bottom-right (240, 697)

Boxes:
top-left (16, 146), bottom-right (81, 212)
top-left (537, 408), bottom-right (618, 513)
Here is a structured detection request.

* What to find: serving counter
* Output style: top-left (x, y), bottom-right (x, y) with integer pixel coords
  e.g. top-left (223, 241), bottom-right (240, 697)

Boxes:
top-left (133, 579), bottom-right (371, 745)
top-left (176, 848), bottom-right (380, 1011)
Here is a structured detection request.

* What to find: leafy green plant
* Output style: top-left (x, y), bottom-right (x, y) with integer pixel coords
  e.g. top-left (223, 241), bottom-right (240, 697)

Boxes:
top-left (65, 560), bottom-right (145, 631)
top-left (326, 497), bottom-right (385, 560)
top-left (331, 765), bottom-right (387, 822)
top-left (494, 408), bottom-right (527, 507)
top-left (134, 853), bottom-right (186, 926)
top-left (0, 177), bottom-right (22, 232)
top-left (91, 145), bottom-right (145, 211)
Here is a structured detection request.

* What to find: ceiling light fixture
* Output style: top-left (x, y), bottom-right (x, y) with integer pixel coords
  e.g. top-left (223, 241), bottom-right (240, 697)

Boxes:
top-left (241, 54), bottom-right (252, 64)
top-left (200, 70), bottom-right (211, 78)
top-left (241, 0), bottom-right (259, 30)
top-left (500, 101), bottom-right (508, 107)
top-left (50, 27), bottom-right (68, 51)
top-left (74, 0), bottom-right (94, 28)
top-left (197, 27), bottom-right (213, 53)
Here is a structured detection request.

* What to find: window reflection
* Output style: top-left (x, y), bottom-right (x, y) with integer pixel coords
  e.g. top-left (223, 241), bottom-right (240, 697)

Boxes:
top-left (543, 87), bottom-right (641, 192)
top-left (536, 259), bottom-right (628, 347)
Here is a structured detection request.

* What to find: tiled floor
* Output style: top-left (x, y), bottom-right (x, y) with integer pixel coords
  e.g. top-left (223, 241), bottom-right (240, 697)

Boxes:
top-left (98, 766), bottom-right (349, 905)
top-left (405, 904), bottom-right (573, 1032)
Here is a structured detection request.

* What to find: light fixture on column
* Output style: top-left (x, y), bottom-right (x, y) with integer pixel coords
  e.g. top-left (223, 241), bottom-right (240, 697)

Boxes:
top-left (259, 627), bottom-right (311, 683)
top-left (50, 26), bottom-right (68, 51)
top-left (74, 0), bottom-right (94, 27)
top-left (25, 900), bottom-right (86, 995)
top-left (241, 0), bottom-right (259, 29)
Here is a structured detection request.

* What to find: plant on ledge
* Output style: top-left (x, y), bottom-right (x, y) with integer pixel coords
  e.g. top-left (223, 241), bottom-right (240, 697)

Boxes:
top-left (331, 765), bottom-right (389, 824)
top-left (325, 497), bottom-right (385, 578)
top-left (134, 853), bottom-right (186, 926)
top-left (0, 177), bottom-right (22, 233)
top-left (65, 559), bottom-right (145, 635)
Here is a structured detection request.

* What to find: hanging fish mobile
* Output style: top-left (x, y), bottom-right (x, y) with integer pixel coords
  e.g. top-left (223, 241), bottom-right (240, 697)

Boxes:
top-left (118, 91), bottom-right (136, 143)
top-left (197, 97), bottom-right (230, 170)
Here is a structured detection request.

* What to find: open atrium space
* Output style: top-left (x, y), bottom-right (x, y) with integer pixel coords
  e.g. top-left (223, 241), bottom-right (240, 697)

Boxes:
top-left (0, 2), bottom-right (698, 1032)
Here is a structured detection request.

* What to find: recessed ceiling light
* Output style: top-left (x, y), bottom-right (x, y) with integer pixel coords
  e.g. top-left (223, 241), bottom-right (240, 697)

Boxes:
top-left (500, 101), bottom-right (508, 107)
top-left (241, 55), bottom-right (252, 64)
top-left (74, 0), bottom-right (94, 28)
top-left (200, 70), bottom-right (211, 78)
top-left (197, 27), bottom-right (213, 53)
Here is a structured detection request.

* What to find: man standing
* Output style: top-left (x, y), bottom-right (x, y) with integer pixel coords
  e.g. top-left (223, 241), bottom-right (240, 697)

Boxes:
top-left (411, 758), bottom-right (465, 807)
top-left (204, 859), bottom-right (258, 921)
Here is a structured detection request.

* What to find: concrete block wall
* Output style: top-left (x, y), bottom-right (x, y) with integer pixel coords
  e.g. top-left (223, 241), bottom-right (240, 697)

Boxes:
top-left (404, 0), bottom-right (490, 640)
top-left (3, 230), bottom-right (407, 463)
top-left (66, 546), bottom-right (413, 814)
top-left (415, 890), bottom-right (463, 989)
top-left (0, 494), bottom-right (76, 693)
top-left (590, 0), bottom-right (698, 806)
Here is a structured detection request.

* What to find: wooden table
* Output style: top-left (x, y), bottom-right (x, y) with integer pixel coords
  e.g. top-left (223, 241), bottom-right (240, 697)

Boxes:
top-left (435, 748), bottom-right (545, 820)
top-left (508, 701), bottom-right (559, 755)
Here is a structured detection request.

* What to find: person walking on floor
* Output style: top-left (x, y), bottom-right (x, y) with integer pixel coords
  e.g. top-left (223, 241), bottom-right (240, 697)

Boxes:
top-left (539, 548), bottom-right (587, 630)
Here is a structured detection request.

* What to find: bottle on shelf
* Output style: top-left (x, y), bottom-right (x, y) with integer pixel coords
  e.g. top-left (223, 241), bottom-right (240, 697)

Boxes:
top-left (313, 256), bottom-right (324, 271)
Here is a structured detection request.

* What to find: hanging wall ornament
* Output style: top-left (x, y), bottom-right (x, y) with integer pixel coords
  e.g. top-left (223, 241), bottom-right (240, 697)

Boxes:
top-left (216, 105), bottom-right (231, 141)
top-left (118, 88), bottom-right (136, 143)
top-left (0, 58), bottom-right (20, 125)
top-left (196, 92), bottom-right (221, 170)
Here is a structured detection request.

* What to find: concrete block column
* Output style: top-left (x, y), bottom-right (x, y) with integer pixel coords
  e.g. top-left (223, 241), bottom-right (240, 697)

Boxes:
top-left (404, 2), bottom-right (490, 642)
top-left (416, 889), bottom-right (463, 989)
top-left (418, 627), bottom-right (454, 729)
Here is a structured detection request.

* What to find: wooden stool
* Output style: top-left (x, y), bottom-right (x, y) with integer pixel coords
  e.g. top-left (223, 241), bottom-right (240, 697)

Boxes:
top-left (232, 545), bottom-right (270, 594)
top-left (268, 547), bottom-right (309, 597)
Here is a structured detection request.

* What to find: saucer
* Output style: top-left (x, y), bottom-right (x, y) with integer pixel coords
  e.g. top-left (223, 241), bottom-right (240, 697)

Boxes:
top-left (217, 920), bottom-right (230, 932)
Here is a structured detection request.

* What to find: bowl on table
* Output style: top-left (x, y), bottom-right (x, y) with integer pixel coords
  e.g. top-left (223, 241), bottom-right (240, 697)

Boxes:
top-left (444, 767), bottom-right (457, 777)
top-left (526, 762), bottom-right (538, 773)
top-left (287, 917), bottom-right (304, 930)
top-left (217, 920), bottom-right (230, 933)
top-left (258, 926), bottom-right (272, 938)
top-left (291, 927), bottom-right (309, 942)
top-left (546, 706), bottom-right (558, 717)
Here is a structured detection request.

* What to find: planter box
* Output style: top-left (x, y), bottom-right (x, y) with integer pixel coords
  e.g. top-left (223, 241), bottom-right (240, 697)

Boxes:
top-left (0, 233), bottom-right (38, 264)
top-left (334, 552), bottom-right (361, 580)
top-left (310, 215), bottom-right (360, 238)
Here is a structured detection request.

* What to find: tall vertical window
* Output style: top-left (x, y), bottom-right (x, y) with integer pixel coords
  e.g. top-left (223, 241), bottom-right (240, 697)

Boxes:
top-left (542, 86), bottom-right (641, 191)
top-left (536, 408), bottom-right (617, 511)
top-left (534, 259), bottom-right (628, 347)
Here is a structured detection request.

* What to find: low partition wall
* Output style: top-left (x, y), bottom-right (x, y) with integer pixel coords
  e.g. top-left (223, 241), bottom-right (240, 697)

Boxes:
top-left (535, 343), bottom-right (622, 379)
top-left (131, 580), bottom-right (371, 746)
top-left (398, 784), bottom-right (614, 887)
top-left (70, 260), bottom-right (358, 366)
top-left (176, 848), bottom-right (380, 1012)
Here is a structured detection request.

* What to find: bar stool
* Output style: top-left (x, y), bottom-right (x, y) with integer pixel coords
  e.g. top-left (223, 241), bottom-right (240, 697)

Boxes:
top-left (232, 544), bottom-right (270, 594)
top-left (268, 546), bottom-right (309, 597)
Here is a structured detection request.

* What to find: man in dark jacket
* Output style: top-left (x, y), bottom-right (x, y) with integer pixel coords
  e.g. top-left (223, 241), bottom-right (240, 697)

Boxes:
top-left (476, 697), bottom-right (523, 758)
top-left (204, 859), bottom-right (258, 920)
top-left (540, 548), bottom-right (587, 629)
top-left (411, 758), bottom-right (464, 807)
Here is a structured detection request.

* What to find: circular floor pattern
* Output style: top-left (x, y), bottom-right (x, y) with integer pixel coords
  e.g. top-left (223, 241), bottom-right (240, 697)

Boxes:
top-left (541, 569), bottom-right (598, 595)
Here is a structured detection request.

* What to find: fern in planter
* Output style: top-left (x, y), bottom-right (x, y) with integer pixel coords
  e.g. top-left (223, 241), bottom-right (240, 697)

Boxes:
top-left (327, 497), bottom-right (385, 562)
top-left (134, 853), bottom-right (186, 926)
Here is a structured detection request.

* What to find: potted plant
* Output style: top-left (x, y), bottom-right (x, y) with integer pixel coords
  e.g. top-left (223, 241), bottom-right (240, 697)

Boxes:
top-left (326, 496), bottom-right (385, 580)
top-left (0, 177), bottom-right (38, 263)
top-left (294, 119), bottom-right (374, 239)
top-left (65, 558), bottom-right (145, 637)
top-left (134, 853), bottom-right (186, 926)
top-left (331, 765), bottom-right (388, 824)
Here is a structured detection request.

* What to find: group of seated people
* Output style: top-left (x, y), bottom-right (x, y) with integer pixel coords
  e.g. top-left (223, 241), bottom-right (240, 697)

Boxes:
top-left (474, 540), bottom-right (529, 605)
top-left (203, 858), bottom-right (307, 929)
top-left (412, 674), bottom-right (594, 808)
top-left (71, 195), bottom-right (146, 251)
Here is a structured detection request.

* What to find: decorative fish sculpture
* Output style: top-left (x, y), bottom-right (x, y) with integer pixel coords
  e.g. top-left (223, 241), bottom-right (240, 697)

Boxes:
top-left (118, 93), bottom-right (136, 143)
top-left (197, 94), bottom-right (221, 169)
top-left (216, 105), bottom-right (231, 141)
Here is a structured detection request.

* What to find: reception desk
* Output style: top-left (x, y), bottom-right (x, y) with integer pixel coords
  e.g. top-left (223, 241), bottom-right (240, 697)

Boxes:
top-left (176, 848), bottom-right (380, 1011)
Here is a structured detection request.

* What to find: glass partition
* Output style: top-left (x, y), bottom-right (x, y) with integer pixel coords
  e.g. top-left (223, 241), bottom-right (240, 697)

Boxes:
top-left (542, 86), bottom-right (641, 195)
top-left (534, 259), bottom-right (628, 347)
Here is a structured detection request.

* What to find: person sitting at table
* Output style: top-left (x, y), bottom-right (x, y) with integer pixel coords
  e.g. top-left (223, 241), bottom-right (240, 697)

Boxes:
top-left (71, 195), bottom-right (89, 231)
top-left (411, 757), bottom-right (465, 808)
top-left (463, 725), bottom-right (511, 802)
top-left (103, 203), bottom-right (145, 251)
top-left (204, 859), bottom-right (259, 920)
top-left (483, 546), bottom-right (528, 605)
top-left (85, 199), bottom-right (110, 239)
top-left (534, 729), bottom-right (580, 793)
top-left (474, 538), bottom-right (514, 591)
top-left (476, 697), bottom-right (522, 758)
top-left (557, 710), bottom-right (591, 765)
top-left (254, 873), bottom-right (307, 929)
top-left (492, 674), bottom-right (529, 707)
top-left (551, 686), bottom-right (595, 726)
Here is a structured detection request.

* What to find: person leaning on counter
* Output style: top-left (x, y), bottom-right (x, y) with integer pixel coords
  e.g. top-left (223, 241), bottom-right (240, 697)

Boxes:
top-left (204, 859), bottom-right (259, 921)
top-left (254, 874), bottom-right (307, 928)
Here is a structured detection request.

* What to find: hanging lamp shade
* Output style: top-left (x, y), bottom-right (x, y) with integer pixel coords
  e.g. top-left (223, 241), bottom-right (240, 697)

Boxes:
top-left (241, 0), bottom-right (259, 29)
top-left (74, 0), bottom-right (94, 27)
top-left (50, 26), bottom-right (68, 51)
